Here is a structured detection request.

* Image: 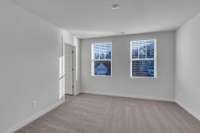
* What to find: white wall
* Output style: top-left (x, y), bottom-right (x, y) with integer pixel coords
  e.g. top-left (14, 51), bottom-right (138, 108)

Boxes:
top-left (80, 31), bottom-right (175, 101)
top-left (0, 1), bottom-right (65, 132)
top-left (62, 30), bottom-right (74, 45)
top-left (176, 13), bottom-right (200, 120)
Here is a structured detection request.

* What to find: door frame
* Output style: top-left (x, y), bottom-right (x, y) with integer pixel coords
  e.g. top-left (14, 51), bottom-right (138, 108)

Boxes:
top-left (64, 43), bottom-right (76, 95)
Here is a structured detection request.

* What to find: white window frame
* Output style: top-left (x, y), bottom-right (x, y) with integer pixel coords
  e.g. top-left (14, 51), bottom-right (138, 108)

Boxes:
top-left (130, 39), bottom-right (157, 78)
top-left (91, 42), bottom-right (112, 77)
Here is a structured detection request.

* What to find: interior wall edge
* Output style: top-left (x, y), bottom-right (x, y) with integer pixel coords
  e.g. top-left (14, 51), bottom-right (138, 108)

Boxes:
top-left (80, 90), bottom-right (175, 102)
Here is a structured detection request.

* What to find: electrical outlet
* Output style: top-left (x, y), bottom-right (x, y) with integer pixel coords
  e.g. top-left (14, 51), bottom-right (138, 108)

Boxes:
top-left (32, 100), bottom-right (37, 108)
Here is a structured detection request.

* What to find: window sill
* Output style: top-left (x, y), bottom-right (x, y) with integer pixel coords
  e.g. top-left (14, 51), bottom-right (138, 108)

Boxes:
top-left (92, 75), bottom-right (112, 78)
top-left (130, 76), bottom-right (157, 79)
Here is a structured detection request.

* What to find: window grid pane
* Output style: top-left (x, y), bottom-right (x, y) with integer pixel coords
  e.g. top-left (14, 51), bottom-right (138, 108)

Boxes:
top-left (131, 39), bottom-right (156, 78)
top-left (132, 60), bottom-right (154, 77)
top-left (94, 43), bottom-right (112, 60)
top-left (94, 61), bottom-right (111, 76)
top-left (92, 42), bottom-right (112, 76)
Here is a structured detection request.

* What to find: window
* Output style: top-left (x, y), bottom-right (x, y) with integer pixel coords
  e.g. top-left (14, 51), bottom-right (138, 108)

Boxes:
top-left (130, 39), bottom-right (157, 78)
top-left (91, 42), bottom-right (112, 76)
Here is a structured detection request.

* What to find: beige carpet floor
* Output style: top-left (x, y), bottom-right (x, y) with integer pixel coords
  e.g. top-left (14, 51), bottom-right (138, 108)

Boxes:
top-left (16, 94), bottom-right (200, 133)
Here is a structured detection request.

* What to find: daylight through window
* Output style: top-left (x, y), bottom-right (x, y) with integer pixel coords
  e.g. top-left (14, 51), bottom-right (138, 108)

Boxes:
top-left (91, 42), bottom-right (112, 76)
top-left (130, 39), bottom-right (157, 78)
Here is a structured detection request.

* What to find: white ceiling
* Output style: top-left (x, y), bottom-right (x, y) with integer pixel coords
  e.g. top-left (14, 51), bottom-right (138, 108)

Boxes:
top-left (13, 0), bottom-right (200, 38)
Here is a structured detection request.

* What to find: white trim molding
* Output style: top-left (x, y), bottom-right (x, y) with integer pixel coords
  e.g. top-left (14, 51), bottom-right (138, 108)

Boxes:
top-left (176, 101), bottom-right (200, 121)
top-left (81, 90), bottom-right (175, 102)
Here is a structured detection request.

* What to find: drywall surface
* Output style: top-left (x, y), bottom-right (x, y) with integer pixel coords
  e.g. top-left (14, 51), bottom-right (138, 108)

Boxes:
top-left (62, 30), bottom-right (74, 45)
top-left (80, 31), bottom-right (175, 101)
top-left (176, 13), bottom-right (200, 120)
top-left (0, 1), bottom-right (63, 132)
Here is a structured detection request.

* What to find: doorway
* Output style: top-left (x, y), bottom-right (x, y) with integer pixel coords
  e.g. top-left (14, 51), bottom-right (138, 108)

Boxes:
top-left (65, 44), bottom-right (76, 95)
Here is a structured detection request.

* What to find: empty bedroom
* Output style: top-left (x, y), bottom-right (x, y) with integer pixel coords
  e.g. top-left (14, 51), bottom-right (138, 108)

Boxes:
top-left (0, 0), bottom-right (200, 133)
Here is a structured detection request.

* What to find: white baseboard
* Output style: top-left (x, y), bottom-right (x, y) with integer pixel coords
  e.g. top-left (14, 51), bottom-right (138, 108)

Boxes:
top-left (4, 98), bottom-right (65, 133)
top-left (176, 101), bottom-right (200, 121)
top-left (81, 90), bottom-right (174, 102)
